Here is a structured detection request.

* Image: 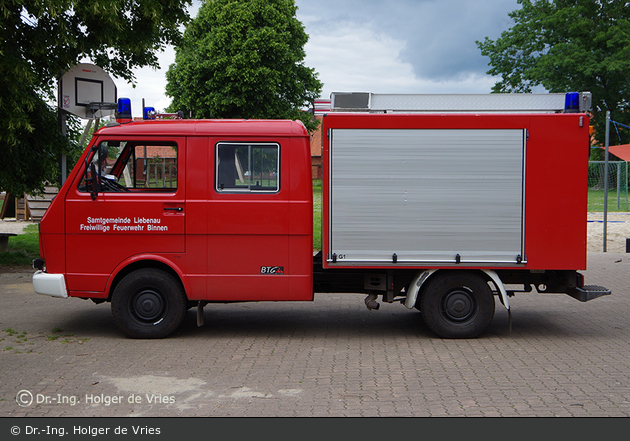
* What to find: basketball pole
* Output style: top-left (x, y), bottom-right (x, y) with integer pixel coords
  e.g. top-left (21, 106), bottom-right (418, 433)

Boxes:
top-left (57, 72), bottom-right (68, 185)
top-left (603, 110), bottom-right (610, 252)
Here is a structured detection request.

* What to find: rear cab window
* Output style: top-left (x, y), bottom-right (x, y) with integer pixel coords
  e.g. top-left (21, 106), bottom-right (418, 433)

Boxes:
top-left (216, 143), bottom-right (280, 193)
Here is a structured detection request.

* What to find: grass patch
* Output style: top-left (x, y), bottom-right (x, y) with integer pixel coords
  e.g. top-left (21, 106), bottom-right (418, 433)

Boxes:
top-left (588, 189), bottom-right (630, 212)
top-left (47, 328), bottom-right (65, 340)
top-left (0, 224), bottom-right (40, 267)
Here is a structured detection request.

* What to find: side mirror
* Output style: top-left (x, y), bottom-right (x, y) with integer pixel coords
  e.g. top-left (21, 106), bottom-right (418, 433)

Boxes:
top-left (89, 162), bottom-right (100, 200)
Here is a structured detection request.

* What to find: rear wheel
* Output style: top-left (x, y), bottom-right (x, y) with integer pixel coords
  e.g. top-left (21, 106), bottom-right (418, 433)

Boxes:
top-left (111, 268), bottom-right (187, 339)
top-left (419, 271), bottom-right (495, 339)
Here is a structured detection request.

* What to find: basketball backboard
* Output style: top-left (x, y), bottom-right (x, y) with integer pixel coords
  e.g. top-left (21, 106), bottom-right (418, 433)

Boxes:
top-left (59, 63), bottom-right (117, 119)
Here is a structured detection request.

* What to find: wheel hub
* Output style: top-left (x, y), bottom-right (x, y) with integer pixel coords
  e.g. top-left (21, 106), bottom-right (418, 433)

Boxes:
top-left (443, 289), bottom-right (475, 321)
top-left (133, 290), bottom-right (164, 321)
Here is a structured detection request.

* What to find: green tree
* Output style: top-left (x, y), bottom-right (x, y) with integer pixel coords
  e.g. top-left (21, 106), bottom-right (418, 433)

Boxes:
top-left (165, 0), bottom-right (322, 132)
top-left (476, 0), bottom-right (630, 148)
top-left (0, 0), bottom-right (191, 195)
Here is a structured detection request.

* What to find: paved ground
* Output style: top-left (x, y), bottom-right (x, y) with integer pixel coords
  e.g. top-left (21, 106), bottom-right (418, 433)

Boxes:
top-left (0, 252), bottom-right (629, 417)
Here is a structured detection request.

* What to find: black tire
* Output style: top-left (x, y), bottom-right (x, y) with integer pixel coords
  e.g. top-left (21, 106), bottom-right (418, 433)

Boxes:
top-left (111, 268), bottom-right (187, 339)
top-left (419, 271), bottom-right (495, 339)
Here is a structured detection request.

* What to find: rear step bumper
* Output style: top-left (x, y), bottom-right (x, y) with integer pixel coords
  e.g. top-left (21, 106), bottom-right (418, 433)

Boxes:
top-left (568, 285), bottom-right (611, 302)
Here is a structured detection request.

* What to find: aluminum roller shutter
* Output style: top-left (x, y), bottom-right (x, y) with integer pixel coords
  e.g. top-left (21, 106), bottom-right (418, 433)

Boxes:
top-left (328, 129), bottom-right (526, 265)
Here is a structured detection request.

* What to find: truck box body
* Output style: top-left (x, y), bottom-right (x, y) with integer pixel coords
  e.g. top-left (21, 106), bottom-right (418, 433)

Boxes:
top-left (321, 113), bottom-right (588, 271)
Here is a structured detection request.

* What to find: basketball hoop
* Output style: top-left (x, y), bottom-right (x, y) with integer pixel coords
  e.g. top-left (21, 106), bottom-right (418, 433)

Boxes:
top-left (58, 63), bottom-right (117, 119)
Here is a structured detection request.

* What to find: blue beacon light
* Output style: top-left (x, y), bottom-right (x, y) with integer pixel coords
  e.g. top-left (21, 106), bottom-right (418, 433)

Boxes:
top-left (564, 92), bottom-right (580, 113)
top-left (143, 107), bottom-right (156, 120)
top-left (116, 98), bottom-right (132, 122)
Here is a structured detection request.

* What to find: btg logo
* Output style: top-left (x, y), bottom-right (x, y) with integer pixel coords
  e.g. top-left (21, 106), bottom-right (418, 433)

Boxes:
top-left (260, 266), bottom-right (284, 275)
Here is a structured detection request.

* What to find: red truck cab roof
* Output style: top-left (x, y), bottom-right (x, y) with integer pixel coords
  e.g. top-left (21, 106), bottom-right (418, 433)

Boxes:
top-left (96, 119), bottom-right (309, 138)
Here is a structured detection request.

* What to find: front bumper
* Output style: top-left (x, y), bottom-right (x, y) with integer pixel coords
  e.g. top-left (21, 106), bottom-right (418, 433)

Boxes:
top-left (33, 271), bottom-right (68, 299)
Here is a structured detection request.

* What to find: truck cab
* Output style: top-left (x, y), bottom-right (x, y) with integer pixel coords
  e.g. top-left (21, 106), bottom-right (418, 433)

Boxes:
top-left (34, 118), bottom-right (313, 338)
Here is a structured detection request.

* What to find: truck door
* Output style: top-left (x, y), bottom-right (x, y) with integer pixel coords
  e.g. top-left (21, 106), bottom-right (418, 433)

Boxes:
top-left (206, 141), bottom-right (295, 301)
top-left (64, 137), bottom-right (186, 295)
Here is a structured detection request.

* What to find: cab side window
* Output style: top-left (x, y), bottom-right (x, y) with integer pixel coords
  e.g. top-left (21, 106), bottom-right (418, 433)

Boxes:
top-left (216, 143), bottom-right (279, 193)
top-left (79, 141), bottom-right (178, 193)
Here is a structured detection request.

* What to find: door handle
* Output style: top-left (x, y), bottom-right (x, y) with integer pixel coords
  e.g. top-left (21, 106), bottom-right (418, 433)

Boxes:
top-left (164, 207), bottom-right (183, 212)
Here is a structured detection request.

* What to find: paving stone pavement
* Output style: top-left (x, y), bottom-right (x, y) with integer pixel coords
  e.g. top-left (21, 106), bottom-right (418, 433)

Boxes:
top-left (1, 252), bottom-right (629, 417)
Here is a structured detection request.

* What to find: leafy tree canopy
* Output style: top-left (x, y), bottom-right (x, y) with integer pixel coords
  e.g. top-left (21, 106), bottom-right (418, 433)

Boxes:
top-left (476, 0), bottom-right (630, 148)
top-left (1, 0), bottom-right (191, 195)
top-left (165, 0), bottom-right (322, 132)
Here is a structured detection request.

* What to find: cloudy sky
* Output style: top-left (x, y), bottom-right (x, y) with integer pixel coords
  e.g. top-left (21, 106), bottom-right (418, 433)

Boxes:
top-left (115, 0), bottom-right (521, 117)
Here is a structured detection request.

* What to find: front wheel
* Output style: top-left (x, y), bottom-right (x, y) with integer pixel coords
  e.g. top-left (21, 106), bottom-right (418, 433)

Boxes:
top-left (111, 268), bottom-right (187, 339)
top-left (419, 271), bottom-right (495, 339)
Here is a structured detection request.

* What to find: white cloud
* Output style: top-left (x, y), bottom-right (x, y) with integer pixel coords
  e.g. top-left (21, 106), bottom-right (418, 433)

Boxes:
top-left (114, 46), bottom-right (176, 118)
top-left (303, 21), bottom-right (498, 99)
top-left (304, 23), bottom-right (416, 96)
top-left (109, 0), bottom-right (201, 119)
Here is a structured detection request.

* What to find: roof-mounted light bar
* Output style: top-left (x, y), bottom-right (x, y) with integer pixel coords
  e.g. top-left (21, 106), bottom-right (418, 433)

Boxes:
top-left (329, 92), bottom-right (593, 113)
top-left (564, 92), bottom-right (592, 113)
top-left (143, 106), bottom-right (156, 120)
top-left (114, 98), bottom-right (186, 122)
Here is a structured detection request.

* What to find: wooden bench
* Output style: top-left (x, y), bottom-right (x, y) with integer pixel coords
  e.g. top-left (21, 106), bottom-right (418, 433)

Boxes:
top-left (0, 233), bottom-right (18, 252)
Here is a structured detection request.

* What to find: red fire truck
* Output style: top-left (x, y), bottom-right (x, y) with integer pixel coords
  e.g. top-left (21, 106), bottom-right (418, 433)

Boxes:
top-left (32, 92), bottom-right (610, 339)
